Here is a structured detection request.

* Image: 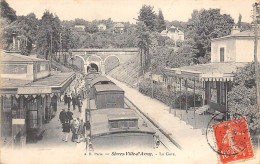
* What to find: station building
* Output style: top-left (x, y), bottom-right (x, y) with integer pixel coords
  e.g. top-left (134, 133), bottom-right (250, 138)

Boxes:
top-left (0, 52), bottom-right (76, 147)
top-left (163, 26), bottom-right (260, 116)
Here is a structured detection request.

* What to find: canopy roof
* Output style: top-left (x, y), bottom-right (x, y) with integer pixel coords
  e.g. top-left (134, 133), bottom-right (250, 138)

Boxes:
top-left (94, 84), bottom-right (124, 92)
top-left (89, 76), bottom-right (113, 86)
top-left (1, 72), bottom-right (76, 95)
top-left (1, 52), bottom-right (47, 63)
top-left (163, 62), bottom-right (248, 81)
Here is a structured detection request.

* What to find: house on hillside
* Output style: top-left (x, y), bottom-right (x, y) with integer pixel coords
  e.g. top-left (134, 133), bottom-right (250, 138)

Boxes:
top-left (0, 52), bottom-right (76, 148)
top-left (98, 24), bottom-right (107, 31)
top-left (114, 23), bottom-right (125, 34)
top-left (74, 25), bottom-right (85, 32)
top-left (163, 25), bottom-right (259, 115)
top-left (161, 26), bottom-right (184, 46)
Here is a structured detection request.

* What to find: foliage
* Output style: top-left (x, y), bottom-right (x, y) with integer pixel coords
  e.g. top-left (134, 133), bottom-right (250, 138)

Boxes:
top-left (156, 9), bottom-right (166, 33)
top-left (228, 62), bottom-right (260, 135)
top-left (137, 21), bottom-right (152, 71)
top-left (186, 9), bottom-right (235, 64)
top-left (139, 79), bottom-right (201, 109)
top-left (138, 5), bottom-right (157, 31)
top-left (36, 10), bottom-right (61, 60)
top-left (0, 0), bottom-right (17, 22)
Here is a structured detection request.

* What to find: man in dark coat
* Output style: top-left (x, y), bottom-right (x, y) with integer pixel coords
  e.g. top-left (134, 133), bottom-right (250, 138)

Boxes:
top-left (67, 109), bottom-right (73, 123)
top-left (72, 91), bottom-right (77, 111)
top-left (59, 109), bottom-right (67, 124)
top-left (67, 94), bottom-right (72, 110)
top-left (64, 93), bottom-right (68, 105)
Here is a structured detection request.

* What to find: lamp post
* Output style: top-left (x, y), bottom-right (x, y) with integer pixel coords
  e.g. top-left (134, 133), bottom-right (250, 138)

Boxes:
top-left (252, 2), bottom-right (260, 151)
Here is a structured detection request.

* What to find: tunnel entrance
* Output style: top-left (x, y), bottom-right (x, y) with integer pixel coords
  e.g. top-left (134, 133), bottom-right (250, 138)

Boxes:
top-left (87, 63), bottom-right (99, 73)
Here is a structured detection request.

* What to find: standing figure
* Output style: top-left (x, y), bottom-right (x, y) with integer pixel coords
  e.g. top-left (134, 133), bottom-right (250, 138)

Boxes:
top-left (77, 118), bottom-right (85, 143)
top-left (59, 109), bottom-right (67, 125)
top-left (62, 120), bottom-right (70, 142)
top-left (67, 94), bottom-right (72, 110)
top-left (59, 109), bottom-right (68, 141)
top-left (64, 93), bottom-right (68, 105)
top-left (77, 97), bottom-right (83, 113)
top-left (67, 109), bottom-right (73, 123)
top-left (72, 91), bottom-right (77, 111)
top-left (70, 118), bottom-right (77, 142)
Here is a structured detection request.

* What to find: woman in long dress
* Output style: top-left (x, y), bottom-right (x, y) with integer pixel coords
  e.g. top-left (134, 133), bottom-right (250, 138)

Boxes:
top-left (77, 119), bottom-right (85, 143)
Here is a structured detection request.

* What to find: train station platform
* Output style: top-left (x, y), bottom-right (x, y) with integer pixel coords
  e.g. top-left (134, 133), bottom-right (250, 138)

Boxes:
top-left (107, 75), bottom-right (259, 164)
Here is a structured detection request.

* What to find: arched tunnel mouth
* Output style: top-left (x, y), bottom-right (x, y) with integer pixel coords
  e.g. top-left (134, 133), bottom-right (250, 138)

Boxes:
top-left (87, 63), bottom-right (99, 73)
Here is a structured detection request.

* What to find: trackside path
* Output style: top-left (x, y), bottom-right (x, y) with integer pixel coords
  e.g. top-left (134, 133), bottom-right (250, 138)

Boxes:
top-left (107, 75), bottom-right (259, 164)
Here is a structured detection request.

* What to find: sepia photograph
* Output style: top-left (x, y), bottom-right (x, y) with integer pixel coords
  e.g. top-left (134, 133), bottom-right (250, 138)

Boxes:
top-left (0, 0), bottom-right (259, 163)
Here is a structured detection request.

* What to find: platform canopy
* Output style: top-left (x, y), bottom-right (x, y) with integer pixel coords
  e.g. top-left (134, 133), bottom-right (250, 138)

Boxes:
top-left (1, 72), bottom-right (76, 96)
top-left (163, 62), bottom-right (248, 81)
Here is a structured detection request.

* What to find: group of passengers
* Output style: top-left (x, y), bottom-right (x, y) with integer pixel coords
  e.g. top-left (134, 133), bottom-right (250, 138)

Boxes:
top-left (64, 91), bottom-right (83, 113)
top-left (59, 108), bottom-right (86, 143)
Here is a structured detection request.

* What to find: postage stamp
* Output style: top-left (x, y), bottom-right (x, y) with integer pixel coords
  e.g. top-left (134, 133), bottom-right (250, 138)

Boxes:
top-left (212, 117), bottom-right (254, 163)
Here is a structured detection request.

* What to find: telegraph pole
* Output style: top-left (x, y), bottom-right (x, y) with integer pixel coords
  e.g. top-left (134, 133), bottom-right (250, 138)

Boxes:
top-left (253, 3), bottom-right (260, 111)
top-left (50, 32), bottom-right (53, 69)
top-left (253, 2), bottom-right (260, 151)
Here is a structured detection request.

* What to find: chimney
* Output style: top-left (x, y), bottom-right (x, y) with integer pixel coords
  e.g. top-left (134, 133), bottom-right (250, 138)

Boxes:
top-left (231, 25), bottom-right (240, 35)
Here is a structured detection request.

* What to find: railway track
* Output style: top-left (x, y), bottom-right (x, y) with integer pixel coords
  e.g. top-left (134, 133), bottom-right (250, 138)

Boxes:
top-left (124, 97), bottom-right (182, 152)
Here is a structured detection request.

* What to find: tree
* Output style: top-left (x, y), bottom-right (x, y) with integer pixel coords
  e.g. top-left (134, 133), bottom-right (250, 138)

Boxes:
top-left (228, 62), bottom-right (259, 135)
top-left (186, 9), bottom-right (235, 64)
top-left (138, 5), bottom-right (157, 31)
top-left (0, 0), bottom-right (17, 22)
top-left (137, 21), bottom-right (152, 71)
top-left (36, 10), bottom-right (61, 60)
top-left (237, 13), bottom-right (242, 28)
top-left (156, 9), bottom-right (166, 33)
top-left (15, 13), bottom-right (39, 55)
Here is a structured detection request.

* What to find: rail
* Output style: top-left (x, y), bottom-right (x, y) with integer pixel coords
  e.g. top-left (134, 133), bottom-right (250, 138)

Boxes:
top-left (124, 96), bottom-right (183, 150)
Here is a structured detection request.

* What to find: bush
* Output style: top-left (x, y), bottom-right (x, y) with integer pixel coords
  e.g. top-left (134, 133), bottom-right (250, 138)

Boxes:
top-left (139, 79), bottom-right (202, 109)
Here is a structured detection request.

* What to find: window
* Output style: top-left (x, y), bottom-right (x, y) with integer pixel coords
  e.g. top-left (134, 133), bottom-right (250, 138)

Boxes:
top-left (128, 120), bottom-right (137, 128)
top-left (220, 47), bottom-right (224, 62)
top-left (119, 121), bottom-right (128, 128)
top-left (110, 121), bottom-right (118, 129)
top-left (101, 81), bottom-right (109, 84)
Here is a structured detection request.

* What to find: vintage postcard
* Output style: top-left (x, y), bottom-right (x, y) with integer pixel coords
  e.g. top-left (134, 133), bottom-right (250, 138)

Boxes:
top-left (0, 0), bottom-right (260, 163)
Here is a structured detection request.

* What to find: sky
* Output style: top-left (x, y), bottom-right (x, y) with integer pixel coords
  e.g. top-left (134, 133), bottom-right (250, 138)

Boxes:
top-left (6, 0), bottom-right (257, 23)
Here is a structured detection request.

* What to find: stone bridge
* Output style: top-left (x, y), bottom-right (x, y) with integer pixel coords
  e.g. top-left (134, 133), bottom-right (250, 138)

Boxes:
top-left (69, 48), bottom-right (139, 74)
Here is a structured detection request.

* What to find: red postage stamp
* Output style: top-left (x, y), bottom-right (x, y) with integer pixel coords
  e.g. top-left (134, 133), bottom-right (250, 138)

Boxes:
top-left (212, 117), bottom-right (254, 163)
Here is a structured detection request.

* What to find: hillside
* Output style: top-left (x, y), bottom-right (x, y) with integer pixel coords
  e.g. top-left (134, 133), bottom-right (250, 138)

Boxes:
top-left (108, 57), bottom-right (140, 88)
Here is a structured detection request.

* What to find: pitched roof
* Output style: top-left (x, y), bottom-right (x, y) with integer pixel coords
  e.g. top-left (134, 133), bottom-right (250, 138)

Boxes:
top-left (114, 22), bottom-right (124, 28)
top-left (212, 30), bottom-right (260, 41)
top-left (163, 62), bottom-right (248, 81)
top-left (1, 52), bottom-right (47, 62)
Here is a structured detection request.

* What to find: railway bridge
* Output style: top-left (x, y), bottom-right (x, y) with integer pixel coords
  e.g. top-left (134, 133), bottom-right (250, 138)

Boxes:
top-left (69, 48), bottom-right (139, 74)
